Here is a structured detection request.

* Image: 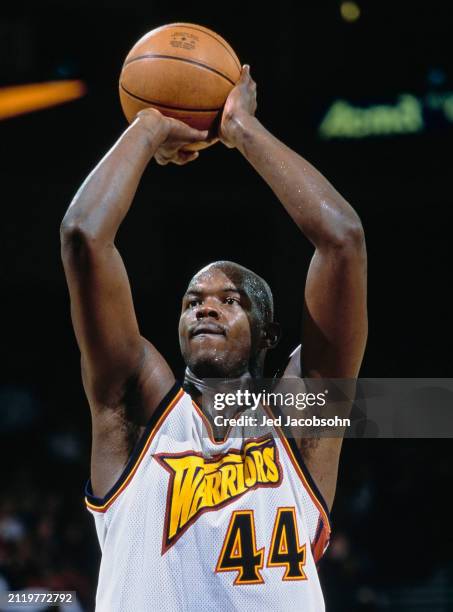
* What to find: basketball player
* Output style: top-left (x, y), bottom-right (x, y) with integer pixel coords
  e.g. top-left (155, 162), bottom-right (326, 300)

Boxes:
top-left (61, 66), bottom-right (367, 611)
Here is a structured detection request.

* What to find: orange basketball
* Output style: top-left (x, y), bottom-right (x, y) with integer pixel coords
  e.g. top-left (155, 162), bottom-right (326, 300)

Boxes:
top-left (119, 23), bottom-right (241, 151)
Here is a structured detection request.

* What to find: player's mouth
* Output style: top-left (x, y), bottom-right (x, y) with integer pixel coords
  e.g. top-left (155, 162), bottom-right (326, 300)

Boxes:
top-left (190, 323), bottom-right (226, 338)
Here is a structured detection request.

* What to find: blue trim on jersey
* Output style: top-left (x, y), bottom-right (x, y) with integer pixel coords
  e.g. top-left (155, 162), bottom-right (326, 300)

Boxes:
top-left (85, 381), bottom-right (182, 507)
top-left (313, 515), bottom-right (326, 550)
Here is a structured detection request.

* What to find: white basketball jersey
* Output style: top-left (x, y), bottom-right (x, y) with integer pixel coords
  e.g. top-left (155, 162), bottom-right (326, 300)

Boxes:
top-left (85, 383), bottom-right (331, 612)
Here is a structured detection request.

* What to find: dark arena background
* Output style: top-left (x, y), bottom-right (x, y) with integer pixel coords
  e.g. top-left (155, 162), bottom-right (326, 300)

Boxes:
top-left (1, 1), bottom-right (452, 610)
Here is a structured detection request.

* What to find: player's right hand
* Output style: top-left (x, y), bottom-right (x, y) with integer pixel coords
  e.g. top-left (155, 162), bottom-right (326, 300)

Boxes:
top-left (137, 109), bottom-right (208, 165)
top-left (156, 116), bottom-right (209, 165)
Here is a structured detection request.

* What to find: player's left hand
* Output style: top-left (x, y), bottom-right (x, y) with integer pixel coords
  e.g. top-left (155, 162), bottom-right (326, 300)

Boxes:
top-left (220, 65), bottom-right (257, 148)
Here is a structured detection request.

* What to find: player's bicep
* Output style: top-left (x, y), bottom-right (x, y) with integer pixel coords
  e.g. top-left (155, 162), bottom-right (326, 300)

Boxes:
top-left (62, 235), bottom-right (139, 352)
top-left (302, 239), bottom-right (367, 379)
top-left (62, 234), bottom-right (171, 404)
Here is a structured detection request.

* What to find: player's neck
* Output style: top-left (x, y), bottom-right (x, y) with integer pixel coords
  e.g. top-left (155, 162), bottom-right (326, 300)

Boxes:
top-left (183, 367), bottom-right (255, 417)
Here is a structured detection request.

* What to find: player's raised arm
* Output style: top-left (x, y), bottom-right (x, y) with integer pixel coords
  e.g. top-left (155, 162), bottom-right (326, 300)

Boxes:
top-left (60, 110), bottom-right (207, 413)
top-left (220, 66), bottom-right (367, 509)
top-left (220, 66), bottom-right (367, 378)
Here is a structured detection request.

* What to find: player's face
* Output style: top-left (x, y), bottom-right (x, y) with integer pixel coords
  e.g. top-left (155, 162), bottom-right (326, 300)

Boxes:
top-left (179, 268), bottom-right (253, 378)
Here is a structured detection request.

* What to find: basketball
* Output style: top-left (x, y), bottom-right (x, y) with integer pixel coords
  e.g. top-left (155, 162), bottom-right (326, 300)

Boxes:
top-left (119, 23), bottom-right (241, 151)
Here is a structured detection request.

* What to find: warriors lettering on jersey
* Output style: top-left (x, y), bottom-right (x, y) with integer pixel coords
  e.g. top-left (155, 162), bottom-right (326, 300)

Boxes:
top-left (156, 435), bottom-right (282, 552)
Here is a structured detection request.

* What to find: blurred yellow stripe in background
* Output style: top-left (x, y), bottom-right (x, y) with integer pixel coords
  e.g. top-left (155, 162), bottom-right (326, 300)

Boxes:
top-left (0, 80), bottom-right (86, 120)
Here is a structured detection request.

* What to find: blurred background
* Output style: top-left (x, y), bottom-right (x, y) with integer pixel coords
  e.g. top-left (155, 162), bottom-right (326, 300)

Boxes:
top-left (1, 0), bottom-right (452, 610)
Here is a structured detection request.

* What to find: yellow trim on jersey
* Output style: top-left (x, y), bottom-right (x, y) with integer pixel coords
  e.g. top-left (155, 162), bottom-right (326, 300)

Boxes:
top-left (85, 387), bottom-right (184, 513)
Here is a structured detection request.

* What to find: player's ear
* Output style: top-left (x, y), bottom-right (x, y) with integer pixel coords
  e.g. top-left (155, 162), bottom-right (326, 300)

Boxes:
top-left (262, 322), bottom-right (281, 349)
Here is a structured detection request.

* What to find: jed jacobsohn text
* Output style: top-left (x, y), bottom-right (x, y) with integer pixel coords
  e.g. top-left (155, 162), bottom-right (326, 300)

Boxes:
top-left (213, 390), bottom-right (328, 411)
top-left (213, 414), bottom-right (350, 428)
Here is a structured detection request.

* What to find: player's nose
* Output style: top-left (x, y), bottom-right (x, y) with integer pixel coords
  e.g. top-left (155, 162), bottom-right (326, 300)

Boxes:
top-left (195, 304), bottom-right (220, 320)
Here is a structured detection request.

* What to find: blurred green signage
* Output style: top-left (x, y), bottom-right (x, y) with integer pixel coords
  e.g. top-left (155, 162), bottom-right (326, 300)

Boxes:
top-left (319, 91), bottom-right (453, 139)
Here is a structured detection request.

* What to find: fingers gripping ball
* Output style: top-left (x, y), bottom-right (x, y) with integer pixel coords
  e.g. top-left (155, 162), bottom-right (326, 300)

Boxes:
top-left (119, 23), bottom-right (241, 151)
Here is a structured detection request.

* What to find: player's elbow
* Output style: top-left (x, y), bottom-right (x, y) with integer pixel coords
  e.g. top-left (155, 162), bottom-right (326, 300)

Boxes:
top-left (340, 215), bottom-right (365, 249)
top-left (60, 217), bottom-right (99, 260)
top-left (328, 212), bottom-right (365, 252)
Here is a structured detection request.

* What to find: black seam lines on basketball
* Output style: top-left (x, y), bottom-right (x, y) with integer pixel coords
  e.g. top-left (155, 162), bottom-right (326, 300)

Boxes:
top-left (120, 84), bottom-right (222, 113)
top-left (169, 24), bottom-right (242, 73)
top-left (123, 54), bottom-right (236, 86)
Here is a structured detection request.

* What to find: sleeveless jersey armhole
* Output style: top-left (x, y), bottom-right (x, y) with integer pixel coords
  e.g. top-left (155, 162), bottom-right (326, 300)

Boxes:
top-left (270, 403), bottom-right (331, 525)
top-left (272, 346), bottom-right (332, 562)
top-left (85, 381), bottom-right (183, 513)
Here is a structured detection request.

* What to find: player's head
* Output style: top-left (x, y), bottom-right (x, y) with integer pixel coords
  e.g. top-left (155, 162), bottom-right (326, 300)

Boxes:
top-left (179, 261), bottom-right (280, 379)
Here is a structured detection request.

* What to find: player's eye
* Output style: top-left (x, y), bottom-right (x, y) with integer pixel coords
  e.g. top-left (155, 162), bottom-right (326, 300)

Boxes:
top-left (188, 299), bottom-right (202, 308)
top-left (224, 297), bottom-right (239, 305)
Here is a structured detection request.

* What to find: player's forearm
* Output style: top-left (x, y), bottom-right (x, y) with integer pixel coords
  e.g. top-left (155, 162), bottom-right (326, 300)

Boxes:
top-left (61, 116), bottom-right (166, 244)
top-left (233, 114), bottom-right (363, 249)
